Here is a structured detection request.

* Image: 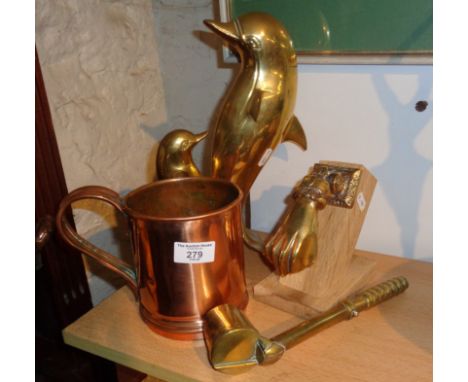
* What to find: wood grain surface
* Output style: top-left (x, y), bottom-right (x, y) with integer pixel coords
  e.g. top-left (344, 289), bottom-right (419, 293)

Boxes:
top-left (63, 246), bottom-right (432, 382)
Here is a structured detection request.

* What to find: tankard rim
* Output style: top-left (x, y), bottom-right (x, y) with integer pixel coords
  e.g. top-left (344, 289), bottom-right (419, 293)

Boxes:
top-left (123, 176), bottom-right (244, 222)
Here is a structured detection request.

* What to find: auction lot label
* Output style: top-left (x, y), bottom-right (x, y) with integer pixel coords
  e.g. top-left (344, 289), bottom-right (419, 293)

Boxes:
top-left (174, 241), bottom-right (215, 264)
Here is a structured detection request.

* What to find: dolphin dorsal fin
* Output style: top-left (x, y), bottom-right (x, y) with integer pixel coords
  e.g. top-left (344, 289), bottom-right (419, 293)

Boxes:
top-left (247, 89), bottom-right (266, 122)
top-left (282, 115), bottom-right (307, 150)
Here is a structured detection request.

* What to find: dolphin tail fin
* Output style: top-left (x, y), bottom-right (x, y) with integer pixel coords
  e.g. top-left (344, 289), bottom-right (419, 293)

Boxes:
top-left (282, 115), bottom-right (307, 150)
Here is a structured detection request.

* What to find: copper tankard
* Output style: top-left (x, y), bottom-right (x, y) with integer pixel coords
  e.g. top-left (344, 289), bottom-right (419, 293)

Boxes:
top-left (56, 177), bottom-right (248, 340)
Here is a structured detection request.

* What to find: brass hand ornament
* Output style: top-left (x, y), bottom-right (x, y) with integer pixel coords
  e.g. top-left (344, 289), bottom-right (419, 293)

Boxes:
top-left (264, 197), bottom-right (319, 276)
top-left (255, 164), bottom-right (358, 276)
top-left (263, 175), bottom-right (331, 276)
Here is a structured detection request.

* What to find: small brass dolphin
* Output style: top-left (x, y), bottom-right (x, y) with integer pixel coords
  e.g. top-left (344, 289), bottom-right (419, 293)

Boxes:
top-left (156, 129), bottom-right (207, 179)
top-left (204, 13), bottom-right (307, 195)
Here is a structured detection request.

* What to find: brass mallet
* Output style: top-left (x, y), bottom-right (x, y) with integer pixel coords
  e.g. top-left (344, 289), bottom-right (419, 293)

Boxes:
top-left (203, 276), bottom-right (409, 374)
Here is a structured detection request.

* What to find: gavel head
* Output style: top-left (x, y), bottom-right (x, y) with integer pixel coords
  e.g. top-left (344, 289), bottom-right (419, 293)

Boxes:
top-left (203, 304), bottom-right (285, 374)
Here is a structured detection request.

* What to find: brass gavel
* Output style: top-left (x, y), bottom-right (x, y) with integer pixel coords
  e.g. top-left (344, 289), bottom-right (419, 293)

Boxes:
top-left (203, 276), bottom-right (409, 374)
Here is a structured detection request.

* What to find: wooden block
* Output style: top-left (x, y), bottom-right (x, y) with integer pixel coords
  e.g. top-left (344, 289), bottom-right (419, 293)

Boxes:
top-left (254, 161), bottom-right (377, 316)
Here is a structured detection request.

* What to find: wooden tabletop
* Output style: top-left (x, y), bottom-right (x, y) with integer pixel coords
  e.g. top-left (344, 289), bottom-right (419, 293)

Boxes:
top-left (63, 247), bottom-right (432, 382)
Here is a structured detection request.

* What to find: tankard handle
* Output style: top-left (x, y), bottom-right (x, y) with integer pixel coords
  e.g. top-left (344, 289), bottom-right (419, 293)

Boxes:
top-left (56, 186), bottom-right (138, 297)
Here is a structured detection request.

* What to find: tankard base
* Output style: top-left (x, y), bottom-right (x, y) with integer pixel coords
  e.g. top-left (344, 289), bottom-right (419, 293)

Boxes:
top-left (139, 294), bottom-right (249, 341)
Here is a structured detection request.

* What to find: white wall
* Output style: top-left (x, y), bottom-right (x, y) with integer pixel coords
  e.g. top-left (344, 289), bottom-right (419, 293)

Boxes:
top-left (250, 64), bottom-right (433, 261)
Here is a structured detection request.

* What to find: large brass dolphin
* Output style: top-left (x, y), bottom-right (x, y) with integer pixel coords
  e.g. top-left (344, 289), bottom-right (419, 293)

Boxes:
top-left (204, 12), bottom-right (307, 195)
top-left (155, 13), bottom-right (312, 276)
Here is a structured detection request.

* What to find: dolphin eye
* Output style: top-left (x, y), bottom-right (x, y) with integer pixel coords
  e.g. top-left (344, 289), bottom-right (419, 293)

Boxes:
top-left (245, 36), bottom-right (261, 50)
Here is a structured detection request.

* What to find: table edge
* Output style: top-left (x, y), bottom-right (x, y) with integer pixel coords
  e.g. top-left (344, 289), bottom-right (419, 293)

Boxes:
top-left (63, 328), bottom-right (201, 382)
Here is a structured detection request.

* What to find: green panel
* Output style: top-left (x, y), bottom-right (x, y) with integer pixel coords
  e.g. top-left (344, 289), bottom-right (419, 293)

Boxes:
top-left (230, 0), bottom-right (432, 53)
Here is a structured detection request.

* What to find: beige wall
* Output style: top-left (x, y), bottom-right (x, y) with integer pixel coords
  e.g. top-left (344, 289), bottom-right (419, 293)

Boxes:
top-left (36, 0), bottom-right (232, 304)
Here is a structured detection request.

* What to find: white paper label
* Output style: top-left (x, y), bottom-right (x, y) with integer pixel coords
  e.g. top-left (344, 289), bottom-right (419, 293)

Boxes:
top-left (258, 148), bottom-right (273, 167)
top-left (174, 241), bottom-right (215, 264)
top-left (357, 192), bottom-right (366, 212)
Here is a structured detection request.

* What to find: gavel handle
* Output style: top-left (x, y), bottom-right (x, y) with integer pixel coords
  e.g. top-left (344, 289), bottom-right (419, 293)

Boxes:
top-left (271, 276), bottom-right (409, 349)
